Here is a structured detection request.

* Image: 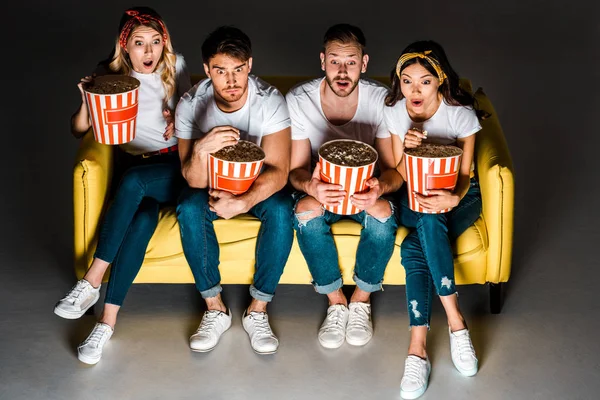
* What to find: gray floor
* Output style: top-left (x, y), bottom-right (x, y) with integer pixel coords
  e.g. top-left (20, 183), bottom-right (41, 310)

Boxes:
top-left (2, 0), bottom-right (599, 399)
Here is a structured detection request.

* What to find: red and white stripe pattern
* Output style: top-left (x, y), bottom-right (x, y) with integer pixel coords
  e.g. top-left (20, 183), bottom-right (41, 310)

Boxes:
top-left (319, 156), bottom-right (376, 215)
top-left (404, 153), bottom-right (462, 213)
top-left (85, 88), bottom-right (138, 145)
top-left (208, 154), bottom-right (263, 195)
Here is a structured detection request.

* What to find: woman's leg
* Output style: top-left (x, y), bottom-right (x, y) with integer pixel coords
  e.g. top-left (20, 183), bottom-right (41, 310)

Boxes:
top-left (77, 199), bottom-right (159, 365)
top-left (102, 198), bottom-right (160, 319)
top-left (55, 157), bottom-right (182, 319)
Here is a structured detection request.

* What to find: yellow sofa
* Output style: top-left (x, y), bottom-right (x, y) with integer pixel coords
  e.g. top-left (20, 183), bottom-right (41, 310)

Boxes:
top-left (73, 76), bottom-right (514, 313)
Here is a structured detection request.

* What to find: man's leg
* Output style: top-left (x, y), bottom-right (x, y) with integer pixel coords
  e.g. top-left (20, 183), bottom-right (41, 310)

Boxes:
top-left (293, 194), bottom-right (349, 349)
top-left (241, 190), bottom-right (295, 354)
top-left (177, 187), bottom-right (231, 352)
top-left (346, 198), bottom-right (398, 346)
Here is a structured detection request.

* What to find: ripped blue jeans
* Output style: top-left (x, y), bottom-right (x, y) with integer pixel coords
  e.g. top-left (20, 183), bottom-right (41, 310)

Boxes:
top-left (398, 178), bottom-right (482, 328)
top-left (293, 193), bottom-right (398, 294)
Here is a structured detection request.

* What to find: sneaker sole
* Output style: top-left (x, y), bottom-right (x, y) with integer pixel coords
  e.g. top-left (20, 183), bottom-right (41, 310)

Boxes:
top-left (78, 351), bottom-right (101, 365)
top-left (318, 336), bottom-right (345, 349)
top-left (251, 347), bottom-right (278, 355)
top-left (400, 383), bottom-right (427, 400)
top-left (54, 294), bottom-right (99, 320)
top-left (453, 363), bottom-right (478, 377)
top-left (189, 317), bottom-right (232, 353)
top-left (345, 334), bottom-right (372, 347)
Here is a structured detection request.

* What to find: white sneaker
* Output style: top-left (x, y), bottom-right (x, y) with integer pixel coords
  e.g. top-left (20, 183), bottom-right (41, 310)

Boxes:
top-left (400, 355), bottom-right (431, 399)
top-left (345, 302), bottom-right (373, 346)
top-left (189, 309), bottom-right (232, 352)
top-left (318, 304), bottom-right (349, 349)
top-left (54, 279), bottom-right (100, 319)
top-left (242, 311), bottom-right (279, 354)
top-left (77, 323), bottom-right (113, 365)
top-left (449, 328), bottom-right (478, 376)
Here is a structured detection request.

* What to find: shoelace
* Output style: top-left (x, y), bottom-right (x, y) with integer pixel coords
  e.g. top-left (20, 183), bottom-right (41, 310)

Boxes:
top-left (196, 311), bottom-right (223, 334)
top-left (453, 332), bottom-right (476, 360)
top-left (248, 313), bottom-right (273, 337)
top-left (403, 357), bottom-right (427, 384)
top-left (347, 304), bottom-right (370, 331)
top-left (82, 324), bottom-right (110, 348)
top-left (322, 306), bottom-right (346, 332)
top-left (63, 281), bottom-right (91, 303)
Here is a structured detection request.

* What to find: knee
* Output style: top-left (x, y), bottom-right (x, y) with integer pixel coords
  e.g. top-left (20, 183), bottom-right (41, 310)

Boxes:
top-left (365, 198), bottom-right (393, 220)
top-left (294, 196), bottom-right (323, 224)
top-left (133, 204), bottom-right (159, 230)
top-left (176, 188), bottom-right (209, 220)
top-left (260, 192), bottom-right (294, 222)
top-left (400, 234), bottom-right (421, 259)
top-left (417, 212), bottom-right (446, 228)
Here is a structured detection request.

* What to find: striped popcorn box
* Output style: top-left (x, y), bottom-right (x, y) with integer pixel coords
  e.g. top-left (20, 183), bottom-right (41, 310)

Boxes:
top-left (208, 140), bottom-right (265, 195)
top-left (83, 75), bottom-right (140, 145)
top-left (404, 144), bottom-right (463, 214)
top-left (318, 139), bottom-right (378, 215)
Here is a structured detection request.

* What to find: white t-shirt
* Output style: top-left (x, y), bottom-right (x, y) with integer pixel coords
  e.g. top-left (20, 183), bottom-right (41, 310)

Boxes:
top-left (384, 98), bottom-right (481, 145)
top-left (174, 75), bottom-right (290, 146)
top-left (286, 78), bottom-right (389, 168)
top-left (119, 53), bottom-right (192, 155)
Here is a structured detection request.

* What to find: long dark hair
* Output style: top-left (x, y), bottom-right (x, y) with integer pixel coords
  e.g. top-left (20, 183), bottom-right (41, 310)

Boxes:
top-left (385, 40), bottom-right (488, 119)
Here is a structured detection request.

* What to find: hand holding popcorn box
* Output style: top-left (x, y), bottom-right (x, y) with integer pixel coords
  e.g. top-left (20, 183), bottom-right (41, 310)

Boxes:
top-left (318, 139), bottom-right (378, 215)
top-left (404, 143), bottom-right (463, 213)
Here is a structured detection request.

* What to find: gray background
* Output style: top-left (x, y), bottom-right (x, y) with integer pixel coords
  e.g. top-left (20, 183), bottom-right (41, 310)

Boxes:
top-left (1, 0), bottom-right (598, 399)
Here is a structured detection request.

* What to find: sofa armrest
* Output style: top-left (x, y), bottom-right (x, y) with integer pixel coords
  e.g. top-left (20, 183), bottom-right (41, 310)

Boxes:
top-left (473, 88), bottom-right (515, 283)
top-left (73, 130), bottom-right (114, 278)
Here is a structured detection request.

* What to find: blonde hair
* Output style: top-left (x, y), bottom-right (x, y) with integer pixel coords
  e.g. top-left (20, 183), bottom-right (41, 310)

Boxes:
top-left (108, 20), bottom-right (177, 107)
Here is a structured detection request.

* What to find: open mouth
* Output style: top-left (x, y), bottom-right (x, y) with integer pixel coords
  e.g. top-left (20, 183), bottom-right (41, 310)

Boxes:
top-left (143, 60), bottom-right (154, 68)
top-left (411, 99), bottom-right (423, 107)
top-left (336, 80), bottom-right (351, 89)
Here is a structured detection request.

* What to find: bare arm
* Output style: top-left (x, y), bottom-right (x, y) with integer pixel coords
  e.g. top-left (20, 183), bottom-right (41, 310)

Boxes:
top-left (289, 139), bottom-right (312, 193)
top-left (373, 137), bottom-right (404, 196)
top-left (71, 77), bottom-right (94, 138)
top-left (391, 134), bottom-right (407, 181)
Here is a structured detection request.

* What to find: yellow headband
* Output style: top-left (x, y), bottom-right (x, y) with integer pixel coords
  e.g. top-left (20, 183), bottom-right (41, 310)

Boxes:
top-left (395, 50), bottom-right (447, 85)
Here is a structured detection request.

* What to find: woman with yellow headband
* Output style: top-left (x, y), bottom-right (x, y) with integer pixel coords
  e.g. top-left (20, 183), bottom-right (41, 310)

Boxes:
top-left (53, 6), bottom-right (191, 365)
top-left (384, 40), bottom-right (483, 399)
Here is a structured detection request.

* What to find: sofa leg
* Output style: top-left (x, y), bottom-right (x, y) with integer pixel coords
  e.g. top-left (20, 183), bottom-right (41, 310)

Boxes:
top-left (85, 305), bottom-right (95, 316)
top-left (489, 283), bottom-right (504, 314)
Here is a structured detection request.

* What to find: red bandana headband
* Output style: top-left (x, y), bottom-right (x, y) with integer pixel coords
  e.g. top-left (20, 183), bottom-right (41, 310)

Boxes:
top-left (119, 10), bottom-right (168, 49)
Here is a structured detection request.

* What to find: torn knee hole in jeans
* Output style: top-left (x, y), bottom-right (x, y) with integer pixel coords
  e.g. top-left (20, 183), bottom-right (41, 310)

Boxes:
top-left (365, 200), bottom-right (394, 224)
top-left (294, 208), bottom-right (323, 228)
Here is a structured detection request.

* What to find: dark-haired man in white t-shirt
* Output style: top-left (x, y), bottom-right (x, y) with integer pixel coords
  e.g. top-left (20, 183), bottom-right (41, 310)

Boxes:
top-left (175, 26), bottom-right (292, 355)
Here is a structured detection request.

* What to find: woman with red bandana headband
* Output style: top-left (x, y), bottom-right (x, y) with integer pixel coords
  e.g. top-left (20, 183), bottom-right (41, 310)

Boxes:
top-left (384, 41), bottom-right (488, 398)
top-left (54, 6), bottom-right (191, 365)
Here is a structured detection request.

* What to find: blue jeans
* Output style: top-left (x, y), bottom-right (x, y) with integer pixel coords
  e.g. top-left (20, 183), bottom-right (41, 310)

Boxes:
top-left (398, 178), bottom-right (482, 328)
top-left (94, 153), bottom-right (183, 263)
top-left (176, 188), bottom-right (294, 302)
top-left (104, 198), bottom-right (159, 306)
top-left (293, 195), bottom-right (398, 294)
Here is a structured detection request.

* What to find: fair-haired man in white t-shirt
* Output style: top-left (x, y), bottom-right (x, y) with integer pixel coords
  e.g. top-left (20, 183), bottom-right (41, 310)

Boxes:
top-left (175, 26), bottom-right (292, 355)
top-left (286, 24), bottom-right (403, 349)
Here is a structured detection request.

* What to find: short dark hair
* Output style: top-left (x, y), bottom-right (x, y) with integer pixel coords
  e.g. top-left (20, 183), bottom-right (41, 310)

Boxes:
top-left (201, 26), bottom-right (252, 64)
top-left (323, 24), bottom-right (366, 54)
